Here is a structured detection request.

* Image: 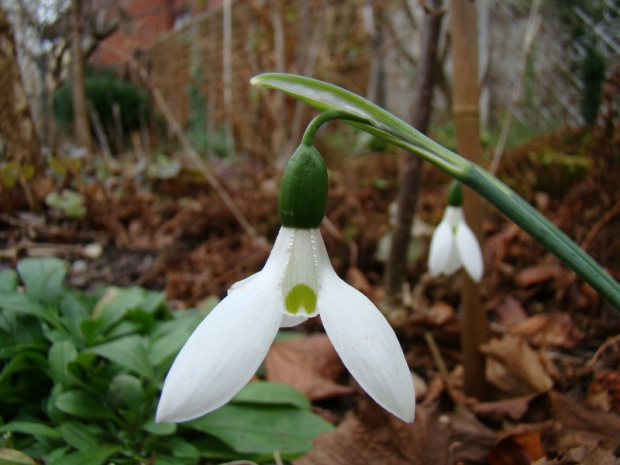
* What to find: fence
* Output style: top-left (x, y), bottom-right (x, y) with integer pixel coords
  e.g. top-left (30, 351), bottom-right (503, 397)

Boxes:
top-left (145, 0), bottom-right (620, 157)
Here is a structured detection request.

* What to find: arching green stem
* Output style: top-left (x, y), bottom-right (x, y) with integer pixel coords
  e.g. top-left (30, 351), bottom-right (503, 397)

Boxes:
top-left (301, 111), bottom-right (369, 146)
top-left (252, 73), bottom-right (620, 311)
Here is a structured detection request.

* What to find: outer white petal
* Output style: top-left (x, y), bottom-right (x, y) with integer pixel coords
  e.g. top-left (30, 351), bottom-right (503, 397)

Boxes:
top-left (227, 272), bottom-right (260, 294)
top-left (455, 222), bottom-right (484, 282)
top-left (428, 219), bottom-right (460, 277)
top-left (156, 273), bottom-right (281, 423)
top-left (319, 271), bottom-right (415, 422)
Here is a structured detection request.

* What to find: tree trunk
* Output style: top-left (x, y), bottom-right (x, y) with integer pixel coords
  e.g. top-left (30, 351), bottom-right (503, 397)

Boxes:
top-left (450, 0), bottom-right (488, 400)
top-left (70, 0), bottom-right (93, 153)
top-left (0, 6), bottom-right (40, 167)
top-left (384, 0), bottom-right (444, 304)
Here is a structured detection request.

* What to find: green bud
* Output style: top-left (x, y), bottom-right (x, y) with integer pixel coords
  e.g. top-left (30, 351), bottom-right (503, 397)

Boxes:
top-left (447, 180), bottom-right (463, 207)
top-left (279, 143), bottom-right (328, 228)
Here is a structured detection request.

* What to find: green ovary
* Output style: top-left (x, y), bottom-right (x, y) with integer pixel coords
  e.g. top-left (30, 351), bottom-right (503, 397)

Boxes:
top-left (285, 284), bottom-right (317, 315)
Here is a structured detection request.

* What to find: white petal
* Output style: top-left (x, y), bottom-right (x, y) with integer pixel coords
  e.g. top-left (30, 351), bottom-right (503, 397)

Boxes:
top-left (456, 223), bottom-right (484, 282)
top-left (319, 271), bottom-right (415, 422)
top-left (428, 220), bottom-right (460, 277)
top-left (227, 272), bottom-right (260, 294)
top-left (156, 274), bottom-right (281, 423)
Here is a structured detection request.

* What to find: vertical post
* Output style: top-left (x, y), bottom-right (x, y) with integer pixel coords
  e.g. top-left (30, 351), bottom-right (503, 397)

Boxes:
top-left (450, 0), bottom-right (487, 400)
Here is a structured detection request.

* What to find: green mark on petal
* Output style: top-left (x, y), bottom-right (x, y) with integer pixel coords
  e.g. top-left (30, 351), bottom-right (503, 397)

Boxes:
top-left (285, 284), bottom-right (317, 315)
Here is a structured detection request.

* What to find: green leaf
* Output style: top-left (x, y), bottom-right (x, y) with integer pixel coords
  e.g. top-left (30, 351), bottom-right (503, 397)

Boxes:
top-left (0, 449), bottom-right (38, 465)
top-left (59, 421), bottom-right (99, 452)
top-left (59, 291), bottom-right (93, 339)
top-left (251, 72), bottom-right (620, 311)
top-left (142, 419), bottom-right (177, 436)
top-left (0, 270), bottom-right (18, 292)
top-left (48, 340), bottom-right (78, 386)
top-left (17, 258), bottom-right (69, 304)
top-left (91, 287), bottom-right (153, 334)
top-left (0, 292), bottom-right (58, 326)
top-left (232, 382), bottom-right (310, 409)
top-left (160, 436), bottom-right (199, 461)
top-left (186, 404), bottom-right (334, 455)
top-left (55, 390), bottom-right (113, 420)
top-left (105, 374), bottom-right (144, 410)
top-left (86, 335), bottom-right (153, 379)
top-left (148, 311), bottom-right (203, 370)
top-left (0, 421), bottom-right (61, 440)
top-left (48, 445), bottom-right (118, 465)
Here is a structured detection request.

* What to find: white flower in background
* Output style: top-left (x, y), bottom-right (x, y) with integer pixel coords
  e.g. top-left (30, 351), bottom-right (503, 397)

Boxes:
top-left (156, 226), bottom-right (416, 424)
top-left (428, 205), bottom-right (484, 282)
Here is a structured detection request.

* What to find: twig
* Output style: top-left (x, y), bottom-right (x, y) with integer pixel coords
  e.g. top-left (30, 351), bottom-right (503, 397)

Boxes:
top-left (100, 43), bottom-right (261, 244)
top-left (587, 334), bottom-right (620, 367)
top-left (424, 330), bottom-right (450, 383)
top-left (581, 198), bottom-right (620, 252)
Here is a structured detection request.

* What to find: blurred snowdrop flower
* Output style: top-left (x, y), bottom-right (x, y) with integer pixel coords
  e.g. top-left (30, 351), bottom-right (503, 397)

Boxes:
top-left (156, 143), bottom-right (415, 425)
top-left (427, 182), bottom-right (484, 282)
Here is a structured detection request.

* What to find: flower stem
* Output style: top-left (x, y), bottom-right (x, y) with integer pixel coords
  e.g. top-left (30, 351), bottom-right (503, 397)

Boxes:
top-left (301, 111), bottom-right (369, 146)
top-left (461, 164), bottom-right (620, 309)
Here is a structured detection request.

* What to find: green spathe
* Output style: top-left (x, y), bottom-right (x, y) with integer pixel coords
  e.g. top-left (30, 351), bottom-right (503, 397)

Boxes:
top-left (279, 143), bottom-right (328, 228)
top-left (448, 180), bottom-right (463, 207)
top-left (285, 284), bottom-right (317, 315)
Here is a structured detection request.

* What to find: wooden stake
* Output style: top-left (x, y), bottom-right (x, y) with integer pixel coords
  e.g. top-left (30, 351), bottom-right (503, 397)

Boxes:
top-left (450, 0), bottom-right (488, 400)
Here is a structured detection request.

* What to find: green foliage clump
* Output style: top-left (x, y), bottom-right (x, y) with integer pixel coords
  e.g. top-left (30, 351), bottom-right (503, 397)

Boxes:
top-left (52, 72), bottom-right (150, 136)
top-left (0, 258), bottom-right (334, 464)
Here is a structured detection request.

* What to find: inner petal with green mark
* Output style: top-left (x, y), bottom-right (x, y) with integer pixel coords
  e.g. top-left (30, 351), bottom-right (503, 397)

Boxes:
top-left (285, 283), bottom-right (317, 315)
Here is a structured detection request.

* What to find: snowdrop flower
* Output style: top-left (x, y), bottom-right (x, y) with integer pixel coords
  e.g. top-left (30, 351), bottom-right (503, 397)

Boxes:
top-left (427, 182), bottom-right (484, 282)
top-left (157, 142), bottom-right (415, 424)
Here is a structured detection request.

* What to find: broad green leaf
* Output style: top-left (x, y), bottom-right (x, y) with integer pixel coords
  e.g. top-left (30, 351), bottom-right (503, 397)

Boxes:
top-left (192, 436), bottom-right (265, 462)
top-left (186, 404), bottom-right (334, 455)
top-left (59, 291), bottom-right (93, 340)
top-left (0, 421), bottom-right (61, 439)
top-left (232, 382), bottom-right (310, 409)
top-left (86, 335), bottom-right (153, 379)
top-left (0, 270), bottom-right (18, 292)
top-left (48, 445), bottom-right (118, 465)
top-left (55, 390), bottom-right (113, 420)
top-left (142, 419), bottom-right (177, 436)
top-left (17, 258), bottom-right (69, 304)
top-left (48, 340), bottom-right (78, 386)
top-left (105, 374), bottom-right (144, 410)
top-left (148, 311), bottom-right (203, 369)
top-left (160, 436), bottom-right (199, 461)
top-left (0, 449), bottom-right (38, 465)
top-left (91, 287), bottom-right (152, 333)
top-left (59, 421), bottom-right (99, 452)
top-left (0, 292), bottom-right (58, 326)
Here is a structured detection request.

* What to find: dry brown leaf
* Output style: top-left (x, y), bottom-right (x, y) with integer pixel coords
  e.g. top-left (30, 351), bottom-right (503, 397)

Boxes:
top-left (264, 334), bottom-right (354, 401)
top-left (473, 393), bottom-right (541, 423)
top-left (514, 263), bottom-right (564, 288)
top-left (585, 370), bottom-right (620, 413)
top-left (448, 403), bottom-right (498, 463)
top-left (488, 432), bottom-right (545, 465)
top-left (509, 312), bottom-right (584, 348)
top-left (481, 335), bottom-right (554, 394)
top-left (293, 406), bottom-right (449, 465)
top-left (550, 391), bottom-right (620, 452)
top-left (494, 296), bottom-right (529, 329)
